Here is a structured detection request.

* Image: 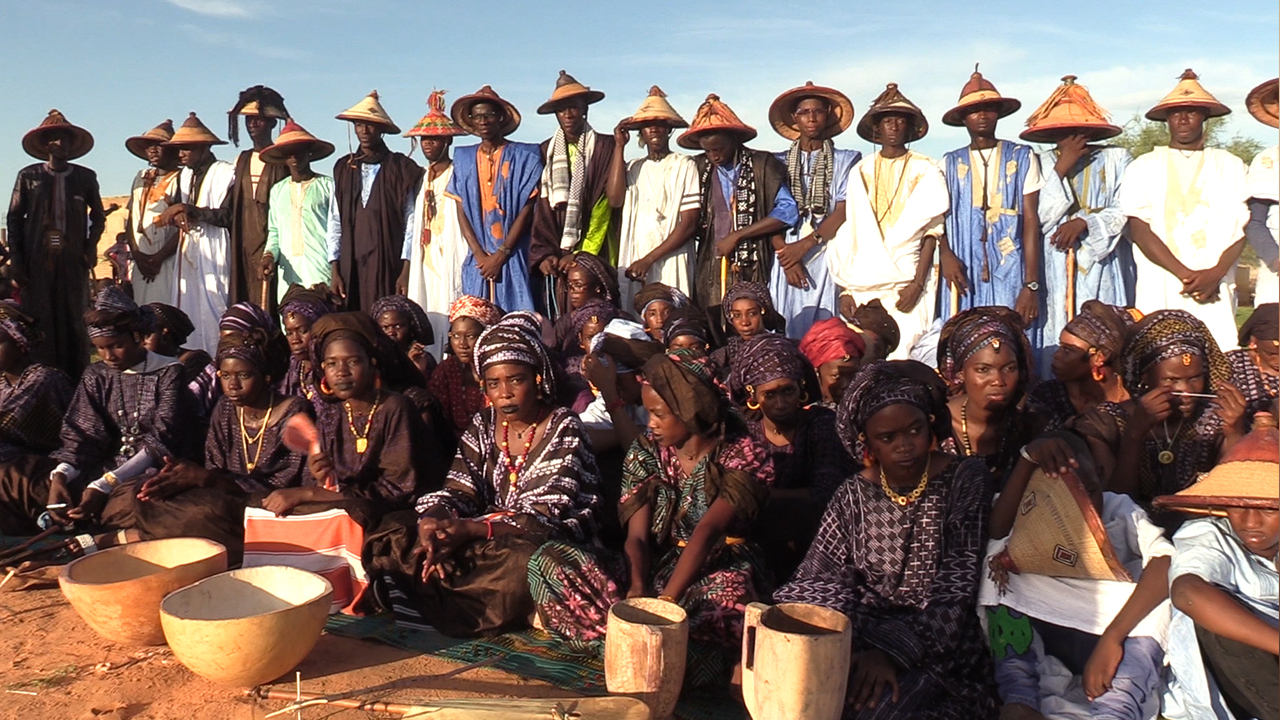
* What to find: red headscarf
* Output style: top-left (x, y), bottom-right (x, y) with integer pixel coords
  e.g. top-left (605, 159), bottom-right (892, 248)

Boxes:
top-left (799, 317), bottom-right (866, 368)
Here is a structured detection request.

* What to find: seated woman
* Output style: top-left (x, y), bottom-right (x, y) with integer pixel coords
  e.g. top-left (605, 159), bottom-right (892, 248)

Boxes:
top-left (662, 306), bottom-right (711, 356)
top-left (1026, 301), bottom-right (1132, 433)
top-left (774, 360), bottom-right (998, 719)
top-left (551, 251), bottom-right (622, 355)
top-left (428, 295), bottom-right (503, 440)
top-left (371, 294), bottom-right (437, 381)
top-left (799, 317), bottom-right (866, 410)
top-left (710, 281), bottom-right (783, 381)
top-left (142, 303), bottom-right (218, 416)
top-left (0, 302), bottom-right (75, 534)
top-left (634, 281), bottom-right (690, 343)
top-left (1153, 425), bottom-right (1278, 720)
top-left (564, 298), bottom-right (624, 382)
top-left (730, 333), bottom-right (848, 577)
top-left (936, 306), bottom-right (1032, 485)
top-left (529, 350), bottom-right (773, 684)
top-left (276, 284), bottom-right (334, 407)
top-left (1071, 310), bottom-right (1245, 530)
top-left (1226, 302), bottom-right (1278, 423)
top-left (242, 312), bottom-right (438, 612)
top-left (364, 315), bottom-right (601, 636)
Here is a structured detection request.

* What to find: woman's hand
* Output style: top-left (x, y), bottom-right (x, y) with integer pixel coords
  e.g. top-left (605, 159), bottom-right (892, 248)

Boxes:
top-left (1082, 634), bottom-right (1125, 700)
top-left (1131, 387), bottom-right (1173, 433)
top-left (137, 458), bottom-right (211, 501)
top-left (1213, 382), bottom-right (1248, 436)
top-left (408, 342), bottom-right (432, 378)
top-left (419, 518), bottom-right (479, 581)
top-left (308, 451), bottom-right (336, 489)
top-left (848, 649), bottom-right (900, 711)
top-left (1023, 436), bottom-right (1080, 478)
top-left (45, 472), bottom-right (74, 525)
top-left (261, 487), bottom-right (310, 517)
top-left (67, 487), bottom-right (110, 523)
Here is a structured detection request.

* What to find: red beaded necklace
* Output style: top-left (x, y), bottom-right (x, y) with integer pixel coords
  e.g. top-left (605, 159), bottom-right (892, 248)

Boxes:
top-left (500, 418), bottom-right (539, 491)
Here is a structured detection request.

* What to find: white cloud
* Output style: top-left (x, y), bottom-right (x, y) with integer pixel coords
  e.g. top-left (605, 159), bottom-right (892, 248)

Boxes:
top-left (162, 0), bottom-right (254, 18)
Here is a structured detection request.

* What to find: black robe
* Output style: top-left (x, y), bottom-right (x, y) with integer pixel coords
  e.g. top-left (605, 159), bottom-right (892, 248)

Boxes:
top-left (229, 150), bottom-right (289, 310)
top-left (331, 151), bottom-right (423, 312)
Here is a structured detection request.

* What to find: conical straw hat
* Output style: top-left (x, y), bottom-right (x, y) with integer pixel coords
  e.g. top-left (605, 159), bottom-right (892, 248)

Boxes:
top-left (768, 81), bottom-right (854, 141)
top-left (1246, 78), bottom-right (1279, 129)
top-left (1146, 69), bottom-right (1231, 121)
top-left (677, 94), bottom-right (757, 150)
top-left (1020, 75), bottom-right (1122, 144)
top-left (857, 83), bottom-right (929, 143)
top-left (536, 70), bottom-right (606, 115)
top-left (1154, 424), bottom-right (1279, 514)
top-left (22, 109), bottom-right (94, 160)
top-left (336, 90), bottom-right (400, 134)
top-left (259, 120), bottom-right (335, 164)
top-left (405, 90), bottom-right (467, 138)
top-left (126, 119), bottom-right (175, 160)
top-left (618, 86), bottom-right (688, 130)
top-left (942, 65), bottom-right (1021, 127)
top-left (450, 85), bottom-right (522, 137)
top-left (163, 112), bottom-right (226, 147)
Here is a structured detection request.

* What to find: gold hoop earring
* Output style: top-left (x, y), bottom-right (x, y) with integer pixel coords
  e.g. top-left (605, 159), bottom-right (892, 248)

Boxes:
top-left (746, 398), bottom-right (761, 411)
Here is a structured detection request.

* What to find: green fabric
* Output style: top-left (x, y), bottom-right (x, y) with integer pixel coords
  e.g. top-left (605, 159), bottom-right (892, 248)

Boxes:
top-left (323, 613), bottom-right (458, 654)
top-left (264, 175), bottom-right (334, 305)
top-left (567, 144), bottom-right (617, 264)
top-left (986, 605), bottom-right (1034, 660)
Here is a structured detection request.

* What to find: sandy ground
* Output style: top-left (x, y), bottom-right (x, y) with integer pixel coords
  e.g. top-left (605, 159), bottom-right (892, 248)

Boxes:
top-left (0, 585), bottom-right (577, 720)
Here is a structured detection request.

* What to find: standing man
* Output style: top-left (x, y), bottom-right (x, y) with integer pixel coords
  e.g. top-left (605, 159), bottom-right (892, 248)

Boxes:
top-left (1244, 78), bottom-right (1278, 306)
top-left (260, 120), bottom-right (335, 307)
top-left (446, 86), bottom-right (543, 313)
top-left (530, 71), bottom-right (617, 318)
top-left (1119, 70), bottom-right (1249, 351)
top-left (767, 81), bottom-right (859, 339)
top-left (227, 85), bottom-right (291, 310)
top-left (827, 83), bottom-right (948, 359)
top-left (1021, 75), bottom-right (1134, 371)
top-left (124, 119), bottom-right (182, 307)
top-left (938, 67), bottom-right (1043, 339)
top-left (677, 94), bottom-right (797, 316)
top-left (328, 91), bottom-right (423, 312)
top-left (399, 90), bottom-right (469, 358)
top-left (6, 109), bottom-right (104, 378)
top-left (607, 86), bottom-right (700, 313)
top-left (160, 113), bottom-right (235, 356)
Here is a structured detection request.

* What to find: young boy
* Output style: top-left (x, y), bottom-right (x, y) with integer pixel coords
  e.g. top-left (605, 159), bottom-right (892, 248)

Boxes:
top-left (983, 430), bottom-right (1173, 720)
top-left (1155, 422), bottom-right (1279, 720)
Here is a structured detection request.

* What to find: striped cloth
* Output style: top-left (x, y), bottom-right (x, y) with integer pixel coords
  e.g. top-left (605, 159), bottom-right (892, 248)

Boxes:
top-left (242, 506), bottom-right (368, 614)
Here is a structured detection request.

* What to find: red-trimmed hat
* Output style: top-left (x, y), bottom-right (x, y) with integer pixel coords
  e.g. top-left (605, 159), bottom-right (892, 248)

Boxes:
top-left (405, 90), bottom-right (467, 138)
top-left (942, 65), bottom-right (1021, 127)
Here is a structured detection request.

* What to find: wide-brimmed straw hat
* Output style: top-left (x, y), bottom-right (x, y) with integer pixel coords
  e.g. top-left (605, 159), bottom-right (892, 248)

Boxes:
top-left (22, 109), bottom-right (94, 160)
top-left (536, 70), bottom-right (605, 115)
top-left (259, 120), bottom-right (335, 164)
top-left (1246, 78), bottom-right (1279, 129)
top-left (618, 86), bottom-right (688, 130)
top-left (942, 65), bottom-right (1022, 127)
top-left (1154, 423), bottom-right (1279, 515)
top-left (125, 119), bottom-right (175, 160)
top-left (336, 90), bottom-right (400, 134)
top-left (451, 85), bottom-right (522, 137)
top-left (163, 112), bottom-right (226, 147)
top-left (1020, 75), bottom-right (1122, 144)
top-left (768, 81), bottom-right (855, 141)
top-left (677, 94), bottom-right (757, 150)
top-left (857, 83), bottom-right (929, 143)
top-left (1146, 69), bottom-right (1231, 122)
top-left (405, 90), bottom-right (467, 138)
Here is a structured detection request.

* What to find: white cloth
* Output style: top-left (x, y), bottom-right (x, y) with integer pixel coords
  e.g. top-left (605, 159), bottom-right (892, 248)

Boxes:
top-left (979, 492), bottom-right (1175, 644)
top-left (126, 168), bottom-right (181, 306)
top-left (175, 160), bottom-right (235, 356)
top-left (616, 153), bottom-right (701, 312)
top-left (402, 163), bottom-right (465, 359)
top-left (969, 146), bottom-right (1045, 196)
top-left (1248, 146), bottom-right (1279, 304)
top-left (827, 151), bottom-right (948, 359)
top-left (1119, 147), bottom-right (1249, 350)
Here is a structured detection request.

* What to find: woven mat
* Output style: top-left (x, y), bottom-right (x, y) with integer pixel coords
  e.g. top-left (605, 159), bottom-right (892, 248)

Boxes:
top-left (323, 613), bottom-right (458, 654)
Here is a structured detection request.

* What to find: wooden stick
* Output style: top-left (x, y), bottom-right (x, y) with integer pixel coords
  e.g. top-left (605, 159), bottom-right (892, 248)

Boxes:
top-left (487, 278), bottom-right (496, 304)
top-left (260, 273), bottom-right (270, 312)
top-left (1065, 248), bottom-right (1077, 322)
top-left (950, 282), bottom-right (960, 318)
top-left (0, 526), bottom-right (61, 564)
top-left (719, 257), bottom-right (728, 303)
top-left (249, 687), bottom-right (647, 719)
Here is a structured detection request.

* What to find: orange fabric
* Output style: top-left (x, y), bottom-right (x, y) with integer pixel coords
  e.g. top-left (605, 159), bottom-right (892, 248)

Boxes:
top-left (242, 507), bottom-right (368, 614)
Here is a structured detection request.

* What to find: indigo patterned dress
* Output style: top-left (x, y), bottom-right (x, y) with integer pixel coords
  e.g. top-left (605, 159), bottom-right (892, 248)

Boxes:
top-left (1225, 348), bottom-right (1278, 422)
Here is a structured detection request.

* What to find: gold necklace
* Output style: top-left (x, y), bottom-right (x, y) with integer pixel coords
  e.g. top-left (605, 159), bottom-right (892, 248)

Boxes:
top-left (237, 400), bottom-right (274, 471)
top-left (344, 391), bottom-right (381, 455)
top-left (1154, 417), bottom-right (1185, 465)
top-left (880, 464), bottom-right (930, 506)
top-left (960, 398), bottom-right (974, 457)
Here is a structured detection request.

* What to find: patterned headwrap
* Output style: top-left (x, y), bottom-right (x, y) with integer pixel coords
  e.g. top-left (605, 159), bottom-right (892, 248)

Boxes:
top-left (937, 306), bottom-right (1031, 394)
top-left (720, 281), bottom-right (775, 320)
top-left (279, 284), bottom-right (334, 325)
top-left (571, 252), bottom-right (621, 305)
top-left (370, 294), bottom-right (434, 346)
top-left (474, 314), bottom-right (558, 400)
top-left (851, 299), bottom-right (901, 355)
top-left (312, 311), bottom-right (381, 357)
top-left (1063, 300), bottom-right (1130, 362)
top-left (0, 300), bottom-right (41, 354)
top-left (1239, 302), bottom-right (1279, 346)
top-left (642, 349), bottom-right (723, 437)
top-left (85, 285), bottom-right (144, 338)
top-left (633, 282), bottom-right (690, 317)
top-left (728, 334), bottom-right (809, 403)
top-left (571, 299), bottom-right (623, 339)
top-left (449, 295), bottom-right (504, 328)
top-left (143, 303), bottom-right (196, 345)
top-left (837, 360), bottom-right (952, 460)
top-left (1121, 309), bottom-right (1230, 395)
top-left (215, 330), bottom-right (270, 376)
top-left (219, 302), bottom-right (275, 335)
top-left (799, 317), bottom-right (866, 368)
top-left (662, 307), bottom-right (710, 348)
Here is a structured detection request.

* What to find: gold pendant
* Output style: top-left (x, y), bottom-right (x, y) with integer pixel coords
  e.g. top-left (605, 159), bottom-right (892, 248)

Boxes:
top-left (895, 496), bottom-right (909, 507)
top-left (247, 462), bottom-right (255, 471)
top-left (355, 437), bottom-right (368, 454)
top-left (1157, 450), bottom-right (1174, 465)
top-left (508, 471), bottom-right (518, 485)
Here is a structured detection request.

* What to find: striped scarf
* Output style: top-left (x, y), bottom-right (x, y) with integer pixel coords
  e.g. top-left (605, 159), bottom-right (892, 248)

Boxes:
top-left (785, 139), bottom-right (834, 220)
top-left (543, 123), bottom-right (596, 250)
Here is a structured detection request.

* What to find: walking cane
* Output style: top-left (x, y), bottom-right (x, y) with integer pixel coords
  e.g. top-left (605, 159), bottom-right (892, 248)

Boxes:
top-left (950, 281), bottom-right (960, 318)
top-left (487, 278), bottom-right (496, 304)
top-left (1065, 248), bottom-right (1077, 321)
top-left (259, 273), bottom-right (270, 312)
top-left (719, 257), bottom-right (729, 303)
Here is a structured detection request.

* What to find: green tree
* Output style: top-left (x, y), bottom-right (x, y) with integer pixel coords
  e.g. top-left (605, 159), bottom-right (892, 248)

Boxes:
top-left (1112, 114), bottom-right (1266, 164)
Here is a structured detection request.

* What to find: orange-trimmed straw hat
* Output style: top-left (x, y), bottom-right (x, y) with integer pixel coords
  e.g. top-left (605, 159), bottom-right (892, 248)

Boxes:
top-left (1146, 69), bottom-right (1231, 122)
top-left (1246, 78), bottom-right (1279, 129)
top-left (163, 112), bottom-right (226, 147)
top-left (768, 81), bottom-right (854, 141)
top-left (677, 94), bottom-right (757, 150)
top-left (259, 120), bottom-right (335, 164)
top-left (536, 70), bottom-right (605, 115)
top-left (336, 90), bottom-right (400, 134)
top-left (618, 86), bottom-right (688, 130)
top-left (405, 90), bottom-right (467, 138)
top-left (125, 119), bottom-right (175, 161)
top-left (451, 85), bottom-right (522, 138)
top-left (22, 109), bottom-right (94, 160)
top-left (1154, 423), bottom-right (1279, 514)
top-left (1020, 75), bottom-right (1122, 144)
top-left (941, 65), bottom-right (1022, 127)
top-left (857, 83), bottom-right (929, 143)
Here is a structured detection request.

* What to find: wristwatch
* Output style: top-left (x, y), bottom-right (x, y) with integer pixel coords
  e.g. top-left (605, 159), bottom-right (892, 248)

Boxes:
top-left (1023, 280), bottom-right (1041, 292)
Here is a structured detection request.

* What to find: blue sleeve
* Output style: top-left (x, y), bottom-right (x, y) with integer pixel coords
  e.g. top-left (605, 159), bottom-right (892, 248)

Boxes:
top-left (769, 183), bottom-right (799, 226)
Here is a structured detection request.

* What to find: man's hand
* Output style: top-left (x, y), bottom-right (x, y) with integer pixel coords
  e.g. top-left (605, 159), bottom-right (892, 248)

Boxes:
top-left (583, 353), bottom-right (618, 400)
top-left (557, 253), bottom-right (577, 273)
top-left (940, 248), bottom-right (969, 295)
top-left (261, 252), bottom-right (276, 278)
top-left (158, 204), bottom-right (192, 232)
top-left (1014, 287), bottom-right (1039, 325)
top-left (330, 273), bottom-right (346, 302)
top-left (895, 280), bottom-right (924, 313)
top-left (476, 250), bottom-right (506, 281)
top-left (715, 231), bottom-right (742, 259)
top-left (1181, 268), bottom-right (1223, 303)
top-left (838, 294), bottom-right (857, 321)
top-left (783, 263), bottom-right (809, 290)
top-left (1051, 217), bottom-right (1088, 251)
top-left (775, 235), bottom-right (814, 270)
top-left (395, 263), bottom-right (410, 296)
top-left (1053, 134), bottom-right (1089, 178)
top-left (625, 255), bottom-right (655, 283)
top-left (613, 122), bottom-right (631, 148)
top-left (538, 256), bottom-right (559, 277)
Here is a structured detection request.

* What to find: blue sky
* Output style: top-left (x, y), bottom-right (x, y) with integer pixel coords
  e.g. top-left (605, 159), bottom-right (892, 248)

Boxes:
top-left (2, 0), bottom-right (1276, 198)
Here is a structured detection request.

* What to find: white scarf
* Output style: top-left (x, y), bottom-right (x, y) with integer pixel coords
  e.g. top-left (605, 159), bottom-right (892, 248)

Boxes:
top-left (542, 123), bottom-right (596, 250)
